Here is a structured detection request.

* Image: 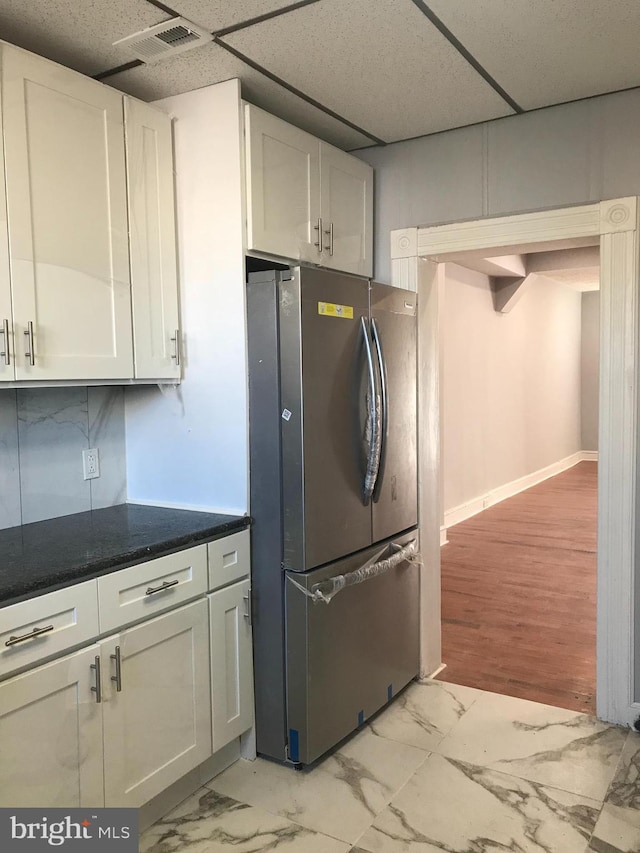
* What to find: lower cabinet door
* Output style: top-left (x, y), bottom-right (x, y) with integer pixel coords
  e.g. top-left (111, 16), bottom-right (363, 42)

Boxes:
top-left (101, 599), bottom-right (212, 807)
top-left (209, 579), bottom-right (254, 752)
top-left (0, 645), bottom-right (104, 807)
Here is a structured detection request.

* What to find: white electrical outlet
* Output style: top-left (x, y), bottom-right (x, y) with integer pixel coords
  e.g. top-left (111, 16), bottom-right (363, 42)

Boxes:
top-left (83, 448), bottom-right (100, 480)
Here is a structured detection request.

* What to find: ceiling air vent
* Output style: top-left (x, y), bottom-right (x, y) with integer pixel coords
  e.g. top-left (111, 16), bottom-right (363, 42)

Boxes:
top-left (113, 17), bottom-right (213, 63)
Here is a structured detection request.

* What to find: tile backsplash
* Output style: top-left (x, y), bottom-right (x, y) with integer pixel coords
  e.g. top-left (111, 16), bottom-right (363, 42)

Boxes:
top-left (0, 386), bottom-right (126, 529)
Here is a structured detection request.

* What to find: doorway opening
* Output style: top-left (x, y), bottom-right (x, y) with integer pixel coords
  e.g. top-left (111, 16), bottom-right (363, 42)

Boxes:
top-left (392, 198), bottom-right (639, 726)
top-left (436, 245), bottom-right (600, 714)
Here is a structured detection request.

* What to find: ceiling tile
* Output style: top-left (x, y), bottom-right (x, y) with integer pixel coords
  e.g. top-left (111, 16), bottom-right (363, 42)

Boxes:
top-left (427, 0), bottom-right (640, 110)
top-left (106, 43), bottom-right (376, 150)
top-left (0, 0), bottom-right (168, 77)
top-left (221, 0), bottom-right (514, 142)
top-left (169, 0), bottom-right (310, 33)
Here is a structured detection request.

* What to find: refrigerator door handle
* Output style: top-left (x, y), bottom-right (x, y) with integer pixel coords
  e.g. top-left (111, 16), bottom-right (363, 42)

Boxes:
top-left (370, 317), bottom-right (388, 503)
top-left (361, 316), bottom-right (380, 506)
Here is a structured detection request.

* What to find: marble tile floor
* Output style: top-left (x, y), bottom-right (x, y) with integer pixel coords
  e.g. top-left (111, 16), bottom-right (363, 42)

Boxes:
top-left (141, 680), bottom-right (640, 853)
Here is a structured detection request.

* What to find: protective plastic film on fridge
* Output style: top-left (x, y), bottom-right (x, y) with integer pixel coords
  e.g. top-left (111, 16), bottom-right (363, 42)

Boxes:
top-left (247, 265), bottom-right (419, 766)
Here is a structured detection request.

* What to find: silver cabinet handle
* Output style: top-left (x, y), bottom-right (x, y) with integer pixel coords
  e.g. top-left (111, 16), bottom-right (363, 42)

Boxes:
top-left (145, 579), bottom-right (179, 596)
top-left (324, 222), bottom-right (334, 256)
top-left (110, 645), bottom-right (122, 692)
top-left (0, 319), bottom-right (10, 365)
top-left (5, 624), bottom-right (54, 647)
top-left (90, 655), bottom-right (102, 703)
top-left (313, 217), bottom-right (323, 253)
top-left (170, 329), bottom-right (180, 365)
top-left (24, 321), bottom-right (35, 365)
top-left (243, 588), bottom-right (252, 626)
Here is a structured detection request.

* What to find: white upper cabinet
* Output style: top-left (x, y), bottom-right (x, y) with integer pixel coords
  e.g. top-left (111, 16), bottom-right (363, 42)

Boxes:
top-left (245, 104), bottom-right (320, 264)
top-left (244, 104), bottom-right (373, 276)
top-left (0, 81), bottom-right (14, 382)
top-left (2, 45), bottom-right (133, 381)
top-left (319, 142), bottom-right (373, 277)
top-left (125, 97), bottom-right (181, 381)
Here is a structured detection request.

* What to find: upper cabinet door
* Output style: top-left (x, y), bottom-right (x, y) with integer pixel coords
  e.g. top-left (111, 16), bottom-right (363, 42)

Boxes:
top-left (319, 143), bottom-right (373, 278)
top-left (0, 81), bottom-right (15, 381)
top-left (2, 46), bottom-right (133, 381)
top-left (245, 104), bottom-right (320, 263)
top-left (125, 97), bottom-right (180, 381)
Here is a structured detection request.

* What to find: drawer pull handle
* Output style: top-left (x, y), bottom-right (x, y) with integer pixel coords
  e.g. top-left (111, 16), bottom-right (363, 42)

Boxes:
top-left (110, 645), bottom-right (122, 692)
top-left (90, 655), bottom-right (102, 703)
top-left (145, 579), bottom-right (179, 596)
top-left (5, 624), bottom-right (54, 647)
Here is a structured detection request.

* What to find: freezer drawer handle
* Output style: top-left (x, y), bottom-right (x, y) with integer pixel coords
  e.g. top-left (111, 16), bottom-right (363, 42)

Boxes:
top-left (5, 624), bottom-right (54, 647)
top-left (361, 316), bottom-right (381, 505)
top-left (289, 539), bottom-right (418, 605)
top-left (145, 579), bottom-right (179, 596)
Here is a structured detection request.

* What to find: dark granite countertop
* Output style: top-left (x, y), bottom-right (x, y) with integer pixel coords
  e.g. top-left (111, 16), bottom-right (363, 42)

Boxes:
top-left (0, 504), bottom-right (250, 608)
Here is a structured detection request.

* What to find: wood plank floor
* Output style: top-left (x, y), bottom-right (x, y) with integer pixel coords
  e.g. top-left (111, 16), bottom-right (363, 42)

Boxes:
top-left (439, 461), bottom-right (597, 714)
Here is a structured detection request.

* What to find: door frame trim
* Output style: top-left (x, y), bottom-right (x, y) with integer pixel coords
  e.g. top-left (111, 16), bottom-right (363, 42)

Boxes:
top-left (392, 197), bottom-right (639, 726)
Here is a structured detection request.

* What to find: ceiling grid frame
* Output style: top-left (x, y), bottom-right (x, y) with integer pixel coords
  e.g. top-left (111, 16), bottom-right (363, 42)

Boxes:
top-left (2, 0), bottom-right (640, 150)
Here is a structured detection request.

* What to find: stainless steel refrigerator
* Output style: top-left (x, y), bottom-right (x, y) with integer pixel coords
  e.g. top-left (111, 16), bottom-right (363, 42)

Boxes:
top-left (247, 265), bottom-right (419, 766)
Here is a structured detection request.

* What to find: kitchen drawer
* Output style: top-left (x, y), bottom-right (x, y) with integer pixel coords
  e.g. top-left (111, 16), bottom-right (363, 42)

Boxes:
top-left (207, 530), bottom-right (250, 592)
top-left (0, 580), bottom-right (99, 680)
top-left (98, 545), bottom-right (208, 633)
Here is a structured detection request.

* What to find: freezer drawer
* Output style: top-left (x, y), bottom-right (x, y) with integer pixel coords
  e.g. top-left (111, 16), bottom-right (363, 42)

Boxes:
top-left (285, 531), bottom-right (419, 765)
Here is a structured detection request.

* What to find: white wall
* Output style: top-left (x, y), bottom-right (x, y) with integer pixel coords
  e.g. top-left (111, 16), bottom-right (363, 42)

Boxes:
top-left (581, 291), bottom-right (600, 452)
top-left (124, 81), bottom-right (248, 515)
top-left (442, 265), bottom-right (582, 514)
top-left (356, 89), bottom-right (640, 284)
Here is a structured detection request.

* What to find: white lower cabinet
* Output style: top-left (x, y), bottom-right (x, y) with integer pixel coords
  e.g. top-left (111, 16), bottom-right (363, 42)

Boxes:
top-left (209, 579), bottom-right (253, 752)
top-left (0, 644), bottom-right (104, 807)
top-left (101, 599), bottom-right (212, 808)
top-left (0, 536), bottom-right (254, 811)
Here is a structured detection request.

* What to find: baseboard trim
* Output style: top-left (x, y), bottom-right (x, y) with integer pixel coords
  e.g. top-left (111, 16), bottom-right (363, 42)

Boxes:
top-left (425, 662), bottom-right (447, 680)
top-left (440, 526), bottom-right (448, 547)
top-left (443, 450), bottom-right (597, 530)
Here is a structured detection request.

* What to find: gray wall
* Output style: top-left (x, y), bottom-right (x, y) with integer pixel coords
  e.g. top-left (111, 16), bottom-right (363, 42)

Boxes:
top-left (442, 265), bottom-right (582, 513)
top-left (0, 387), bottom-right (126, 529)
top-left (357, 89), bottom-right (640, 283)
top-left (581, 292), bottom-right (600, 452)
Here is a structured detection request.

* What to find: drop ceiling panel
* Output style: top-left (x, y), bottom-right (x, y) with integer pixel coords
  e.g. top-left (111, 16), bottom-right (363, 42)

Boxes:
top-left (169, 0), bottom-right (310, 33)
top-left (427, 0), bottom-right (640, 110)
top-left (222, 0), bottom-right (514, 142)
top-left (0, 0), bottom-right (167, 76)
top-left (106, 44), bottom-right (375, 150)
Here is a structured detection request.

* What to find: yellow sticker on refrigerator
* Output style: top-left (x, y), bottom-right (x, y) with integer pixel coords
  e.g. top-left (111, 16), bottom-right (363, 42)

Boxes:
top-left (317, 301), bottom-right (354, 319)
